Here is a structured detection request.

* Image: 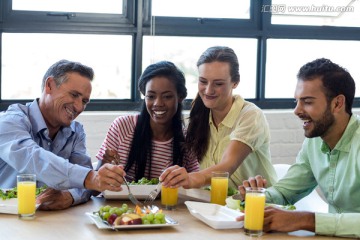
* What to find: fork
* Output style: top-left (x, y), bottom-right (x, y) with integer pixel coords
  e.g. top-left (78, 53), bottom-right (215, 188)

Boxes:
top-left (144, 182), bottom-right (162, 205)
top-left (121, 176), bottom-right (145, 209)
top-left (111, 159), bottom-right (147, 212)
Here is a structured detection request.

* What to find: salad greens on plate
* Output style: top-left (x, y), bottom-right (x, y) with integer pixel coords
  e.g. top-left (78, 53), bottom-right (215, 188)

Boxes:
top-left (203, 185), bottom-right (295, 211)
top-left (128, 177), bottom-right (159, 185)
top-left (0, 185), bottom-right (47, 200)
top-left (203, 186), bottom-right (239, 196)
top-left (225, 196), bottom-right (296, 212)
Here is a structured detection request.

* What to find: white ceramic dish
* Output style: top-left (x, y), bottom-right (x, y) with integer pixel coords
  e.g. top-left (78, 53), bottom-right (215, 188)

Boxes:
top-left (103, 185), bottom-right (158, 200)
top-left (0, 198), bottom-right (40, 215)
top-left (86, 212), bottom-right (179, 230)
top-left (184, 201), bottom-right (244, 229)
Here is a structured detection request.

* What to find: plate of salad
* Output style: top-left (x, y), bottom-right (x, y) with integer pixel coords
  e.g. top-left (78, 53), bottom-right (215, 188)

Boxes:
top-left (225, 195), bottom-right (296, 212)
top-left (0, 186), bottom-right (47, 215)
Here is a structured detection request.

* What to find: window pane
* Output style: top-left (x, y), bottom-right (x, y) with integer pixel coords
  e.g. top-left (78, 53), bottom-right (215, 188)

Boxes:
top-left (12, 0), bottom-right (123, 14)
top-left (270, 0), bottom-right (360, 27)
top-left (143, 36), bottom-right (257, 99)
top-left (266, 39), bottom-right (360, 98)
top-left (152, 0), bottom-right (250, 19)
top-left (2, 33), bottom-right (132, 100)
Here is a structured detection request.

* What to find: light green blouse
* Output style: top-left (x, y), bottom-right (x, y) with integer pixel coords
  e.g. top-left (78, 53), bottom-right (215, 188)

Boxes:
top-left (266, 114), bottom-right (360, 238)
top-left (199, 95), bottom-right (277, 188)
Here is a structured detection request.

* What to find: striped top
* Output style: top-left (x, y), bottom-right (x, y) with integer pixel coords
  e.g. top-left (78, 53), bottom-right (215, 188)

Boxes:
top-left (96, 114), bottom-right (199, 180)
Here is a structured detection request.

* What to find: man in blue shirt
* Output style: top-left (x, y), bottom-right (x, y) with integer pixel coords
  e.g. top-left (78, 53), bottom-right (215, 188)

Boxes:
top-left (239, 58), bottom-right (360, 238)
top-left (0, 60), bottom-right (125, 210)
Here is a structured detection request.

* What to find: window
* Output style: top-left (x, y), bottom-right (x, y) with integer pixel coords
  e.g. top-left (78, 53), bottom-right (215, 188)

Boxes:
top-left (152, 0), bottom-right (250, 19)
top-left (1, 0), bottom-right (360, 111)
top-left (266, 39), bottom-right (360, 98)
top-left (2, 33), bottom-right (132, 100)
top-left (12, 0), bottom-right (124, 14)
top-left (143, 36), bottom-right (257, 99)
top-left (0, 0), bottom-right (136, 111)
top-left (4, 0), bottom-right (132, 26)
top-left (271, 0), bottom-right (360, 27)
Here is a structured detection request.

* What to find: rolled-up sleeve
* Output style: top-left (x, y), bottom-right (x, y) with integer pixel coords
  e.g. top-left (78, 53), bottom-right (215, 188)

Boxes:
top-left (316, 212), bottom-right (360, 238)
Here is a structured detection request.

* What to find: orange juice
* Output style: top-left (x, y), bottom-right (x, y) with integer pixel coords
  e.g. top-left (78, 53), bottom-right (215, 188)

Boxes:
top-left (244, 188), bottom-right (266, 236)
top-left (17, 181), bottom-right (36, 215)
top-left (210, 176), bottom-right (228, 205)
top-left (161, 186), bottom-right (178, 209)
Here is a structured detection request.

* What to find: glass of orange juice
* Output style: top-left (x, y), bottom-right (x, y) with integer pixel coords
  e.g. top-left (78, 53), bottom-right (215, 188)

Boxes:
top-left (161, 185), bottom-right (178, 210)
top-left (244, 187), bottom-right (266, 237)
top-left (210, 171), bottom-right (229, 205)
top-left (17, 174), bottom-right (36, 220)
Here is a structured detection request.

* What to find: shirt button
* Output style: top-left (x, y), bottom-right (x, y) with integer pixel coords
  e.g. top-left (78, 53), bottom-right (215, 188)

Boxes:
top-left (48, 142), bottom-right (51, 146)
top-left (328, 186), bottom-right (334, 192)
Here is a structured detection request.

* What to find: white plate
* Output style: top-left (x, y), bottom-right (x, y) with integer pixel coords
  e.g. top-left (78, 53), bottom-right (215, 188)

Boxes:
top-left (0, 198), bottom-right (40, 215)
top-left (178, 188), bottom-right (211, 202)
top-left (86, 212), bottom-right (179, 230)
top-left (103, 185), bottom-right (158, 200)
top-left (184, 201), bottom-right (244, 229)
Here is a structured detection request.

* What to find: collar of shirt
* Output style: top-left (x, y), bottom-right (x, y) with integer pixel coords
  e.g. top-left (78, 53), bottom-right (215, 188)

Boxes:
top-left (320, 114), bottom-right (358, 154)
top-left (209, 94), bottom-right (245, 129)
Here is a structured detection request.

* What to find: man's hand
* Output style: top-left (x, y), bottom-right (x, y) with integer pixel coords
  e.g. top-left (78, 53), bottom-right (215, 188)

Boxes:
top-left (236, 206), bottom-right (315, 233)
top-left (36, 188), bottom-right (73, 210)
top-left (239, 175), bottom-right (267, 200)
top-left (85, 164), bottom-right (125, 192)
top-left (263, 206), bottom-right (315, 233)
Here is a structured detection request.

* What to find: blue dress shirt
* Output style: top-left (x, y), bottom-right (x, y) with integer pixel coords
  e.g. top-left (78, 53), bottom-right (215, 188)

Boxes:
top-left (0, 99), bottom-right (93, 205)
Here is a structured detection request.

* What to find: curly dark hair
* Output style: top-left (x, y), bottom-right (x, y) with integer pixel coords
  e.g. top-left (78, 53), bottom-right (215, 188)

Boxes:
top-left (297, 58), bottom-right (355, 115)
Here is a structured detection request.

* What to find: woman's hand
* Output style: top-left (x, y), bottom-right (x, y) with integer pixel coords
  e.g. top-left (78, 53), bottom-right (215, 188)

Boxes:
top-left (160, 165), bottom-right (191, 188)
top-left (102, 148), bottom-right (121, 165)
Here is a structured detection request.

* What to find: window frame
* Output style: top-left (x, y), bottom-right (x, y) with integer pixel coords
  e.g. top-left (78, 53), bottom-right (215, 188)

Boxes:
top-left (0, 0), bottom-right (142, 111)
top-left (2, 0), bottom-right (135, 30)
top-left (1, 0), bottom-right (360, 111)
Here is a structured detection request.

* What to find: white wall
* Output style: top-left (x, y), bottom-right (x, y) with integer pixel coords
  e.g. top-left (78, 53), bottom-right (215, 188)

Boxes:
top-left (77, 109), bottom-right (360, 165)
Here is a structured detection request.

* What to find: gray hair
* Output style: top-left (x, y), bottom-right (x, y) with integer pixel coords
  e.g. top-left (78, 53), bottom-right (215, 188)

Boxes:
top-left (41, 59), bottom-right (94, 90)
